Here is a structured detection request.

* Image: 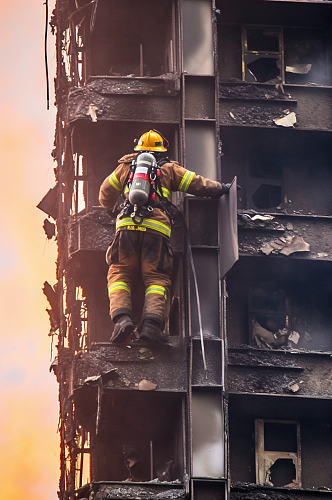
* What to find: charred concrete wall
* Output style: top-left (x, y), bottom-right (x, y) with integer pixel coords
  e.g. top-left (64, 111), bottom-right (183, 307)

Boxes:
top-left (216, 0), bottom-right (332, 497)
top-left (47, 1), bottom-right (229, 500)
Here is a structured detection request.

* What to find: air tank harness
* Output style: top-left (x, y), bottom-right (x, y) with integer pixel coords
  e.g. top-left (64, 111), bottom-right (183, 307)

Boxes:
top-left (118, 153), bottom-right (173, 225)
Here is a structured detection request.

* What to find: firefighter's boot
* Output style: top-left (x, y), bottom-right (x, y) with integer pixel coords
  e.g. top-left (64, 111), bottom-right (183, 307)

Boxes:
top-left (111, 314), bottom-right (134, 343)
top-left (139, 319), bottom-right (168, 344)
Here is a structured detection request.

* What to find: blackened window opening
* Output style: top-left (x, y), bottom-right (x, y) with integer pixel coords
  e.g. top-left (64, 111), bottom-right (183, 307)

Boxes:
top-left (251, 184), bottom-right (282, 209)
top-left (264, 422), bottom-right (297, 452)
top-left (250, 286), bottom-right (288, 348)
top-left (240, 23), bottom-right (332, 85)
top-left (247, 57), bottom-right (280, 83)
top-left (249, 161), bottom-right (282, 180)
top-left (91, 0), bottom-right (175, 77)
top-left (91, 392), bottom-right (183, 482)
top-left (284, 28), bottom-right (331, 85)
top-left (269, 458), bottom-right (296, 487)
top-left (246, 28), bottom-right (280, 52)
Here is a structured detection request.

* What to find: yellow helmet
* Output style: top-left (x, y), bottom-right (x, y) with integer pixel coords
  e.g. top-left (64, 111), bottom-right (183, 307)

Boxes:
top-left (134, 129), bottom-right (168, 152)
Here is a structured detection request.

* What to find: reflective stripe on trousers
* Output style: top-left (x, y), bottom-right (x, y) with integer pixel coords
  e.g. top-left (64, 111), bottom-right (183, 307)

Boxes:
top-left (106, 231), bottom-right (173, 323)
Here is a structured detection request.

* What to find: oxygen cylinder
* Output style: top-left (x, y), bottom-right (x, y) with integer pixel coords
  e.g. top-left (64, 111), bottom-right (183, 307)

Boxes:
top-left (129, 152), bottom-right (155, 207)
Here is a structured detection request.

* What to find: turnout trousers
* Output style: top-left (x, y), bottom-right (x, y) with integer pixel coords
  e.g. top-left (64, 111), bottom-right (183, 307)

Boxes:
top-left (106, 230), bottom-right (173, 326)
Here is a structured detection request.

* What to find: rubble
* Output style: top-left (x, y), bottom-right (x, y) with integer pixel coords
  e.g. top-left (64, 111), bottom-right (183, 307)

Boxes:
top-left (260, 236), bottom-right (310, 256)
top-left (90, 484), bottom-right (186, 500)
top-left (137, 379), bottom-right (157, 391)
top-left (220, 83), bottom-right (290, 101)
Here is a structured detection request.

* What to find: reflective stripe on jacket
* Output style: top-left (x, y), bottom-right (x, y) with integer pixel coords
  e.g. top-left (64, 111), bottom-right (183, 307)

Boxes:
top-left (99, 153), bottom-right (223, 239)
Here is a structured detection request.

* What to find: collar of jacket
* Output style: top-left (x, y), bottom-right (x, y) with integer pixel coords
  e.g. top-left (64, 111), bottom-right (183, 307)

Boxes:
top-left (118, 152), bottom-right (139, 164)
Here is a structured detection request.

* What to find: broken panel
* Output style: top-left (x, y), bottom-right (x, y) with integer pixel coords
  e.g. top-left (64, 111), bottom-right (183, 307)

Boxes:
top-left (182, 0), bottom-right (214, 75)
top-left (242, 26), bottom-right (283, 83)
top-left (185, 122), bottom-right (217, 180)
top-left (37, 184), bottom-right (59, 220)
top-left (192, 389), bottom-right (224, 478)
top-left (219, 179), bottom-right (239, 280)
top-left (255, 419), bottom-right (301, 488)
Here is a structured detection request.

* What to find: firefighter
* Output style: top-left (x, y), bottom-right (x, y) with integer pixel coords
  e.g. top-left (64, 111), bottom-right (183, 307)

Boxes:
top-left (99, 130), bottom-right (231, 344)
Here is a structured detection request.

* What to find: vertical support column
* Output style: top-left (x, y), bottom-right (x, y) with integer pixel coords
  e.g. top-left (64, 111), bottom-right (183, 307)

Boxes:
top-left (181, 1), bottom-right (228, 498)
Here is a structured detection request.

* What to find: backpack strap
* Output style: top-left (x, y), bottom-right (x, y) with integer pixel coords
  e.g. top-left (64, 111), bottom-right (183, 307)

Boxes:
top-left (117, 156), bottom-right (179, 225)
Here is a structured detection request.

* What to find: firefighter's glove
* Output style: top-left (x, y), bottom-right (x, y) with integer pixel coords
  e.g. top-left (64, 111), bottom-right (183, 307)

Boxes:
top-left (219, 183), bottom-right (242, 196)
top-left (220, 183), bottom-right (231, 195)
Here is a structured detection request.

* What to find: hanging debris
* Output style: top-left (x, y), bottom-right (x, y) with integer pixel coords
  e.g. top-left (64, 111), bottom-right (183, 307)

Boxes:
top-left (37, 184), bottom-right (59, 219)
top-left (86, 103), bottom-right (99, 122)
top-left (43, 218), bottom-right (56, 239)
top-left (273, 110), bottom-right (297, 127)
top-left (286, 64), bottom-right (312, 74)
top-left (43, 281), bottom-right (61, 333)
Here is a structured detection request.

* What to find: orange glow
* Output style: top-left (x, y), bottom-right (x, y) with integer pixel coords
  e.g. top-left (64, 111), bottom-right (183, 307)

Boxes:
top-left (0, 1), bottom-right (59, 499)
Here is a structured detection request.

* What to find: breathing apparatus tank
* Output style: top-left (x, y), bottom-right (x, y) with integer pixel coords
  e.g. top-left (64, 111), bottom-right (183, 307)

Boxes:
top-left (128, 152), bottom-right (156, 207)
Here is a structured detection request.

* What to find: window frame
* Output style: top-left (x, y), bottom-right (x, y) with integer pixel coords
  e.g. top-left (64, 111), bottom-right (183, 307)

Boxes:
top-left (241, 25), bottom-right (284, 83)
top-left (255, 419), bottom-right (302, 488)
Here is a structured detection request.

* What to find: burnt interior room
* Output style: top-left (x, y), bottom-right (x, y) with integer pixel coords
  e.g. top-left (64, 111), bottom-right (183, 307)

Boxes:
top-left (74, 389), bottom-right (184, 483)
top-left (220, 127), bottom-right (332, 215)
top-left (65, 253), bottom-right (112, 347)
top-left (65, 250), bottom-right (184, 348)
top-left (69, 122), bottom-right (178, 214)
top-left (229, 394), bottom-right (332, 490)
top-left (90, 0), bottom-right (175, 77)
top-left (226, 257), bottom-right (332, 351)
top-left (217, 0), bottom-right (332, 85)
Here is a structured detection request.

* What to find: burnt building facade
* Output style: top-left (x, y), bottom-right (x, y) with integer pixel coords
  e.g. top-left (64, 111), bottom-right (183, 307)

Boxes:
top-left (40, 1), bottom-right (332, 500)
